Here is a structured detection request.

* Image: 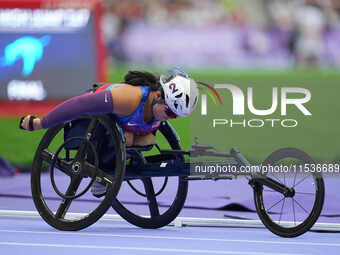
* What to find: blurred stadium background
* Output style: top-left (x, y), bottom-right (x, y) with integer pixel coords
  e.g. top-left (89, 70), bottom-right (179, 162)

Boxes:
top-left (1, 0), bottom-right (340, 171)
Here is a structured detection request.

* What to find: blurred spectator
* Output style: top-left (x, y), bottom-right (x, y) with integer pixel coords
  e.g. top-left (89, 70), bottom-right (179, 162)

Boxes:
top-left (102, 0), bottom-right (146, 64)
top-left (101, 0), bottom-right (340, 68)
top-left (268, 0), bottom-right (340, 67)
top-left (285, 0), bottom-right (326, 67)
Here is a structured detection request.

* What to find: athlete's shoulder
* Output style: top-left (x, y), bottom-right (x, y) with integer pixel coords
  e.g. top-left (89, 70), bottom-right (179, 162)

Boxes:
top-left (112, 84), bottom-right (142, 97)
top-left (110, 84), bottom-right (144, 116)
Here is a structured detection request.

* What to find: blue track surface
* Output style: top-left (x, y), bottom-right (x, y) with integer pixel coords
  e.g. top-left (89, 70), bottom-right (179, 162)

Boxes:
top-left (0, 173), bottom-right (339, 254)
top-left (0, 214), bottom-right (339, 255)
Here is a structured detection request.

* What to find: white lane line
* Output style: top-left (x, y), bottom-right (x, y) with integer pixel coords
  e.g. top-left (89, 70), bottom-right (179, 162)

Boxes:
top-left (1, 210), bottom-right (340, 232)
top-left (0, 229), bottom-right (338, 247)
top-left (0, 241), bottom-right (310, 255)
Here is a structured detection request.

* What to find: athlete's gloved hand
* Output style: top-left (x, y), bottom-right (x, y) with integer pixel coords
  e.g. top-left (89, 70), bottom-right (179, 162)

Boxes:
top-left (19, 115), bottom-right (42, 131)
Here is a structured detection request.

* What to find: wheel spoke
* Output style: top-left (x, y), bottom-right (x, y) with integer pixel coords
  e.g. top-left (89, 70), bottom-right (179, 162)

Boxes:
top-left (293, 198), bottom-right (309, 214)
top-left (292, 198), bottom-right (296, 226)
top-left (41, 149), bottom-right (55, 163)
top-left (268, 172), bottom-right (282, 184)
top-left (283, 168), bottom-right (287, 186)
top-left (74, 119), bottom-right (98, 161)
top-left (142, 178), bottom-right (160, 217)
top-left (293, 174), bottom-right (310, 188)
top-left (74, 141), bottom-right (88, 163)
top-left (55, 176), bottom-right (82, 219)
top-left (279, 198), bottom-right (286, 224)
top-left (295, 192), bottom-right (315, 196)
top-left (42, 149), bottom-right (72, 177)
top-left (83, 161), bottom-right (115, 186)
top-left (267, 197), bottom-right (285, 212)
top-left (66, 149), bottom-right (71, 161)
top-left (293, 168), bottom-right (298, 187)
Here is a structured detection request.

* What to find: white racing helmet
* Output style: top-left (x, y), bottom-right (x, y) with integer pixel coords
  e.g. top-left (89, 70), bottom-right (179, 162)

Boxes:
top-left (160, 67), bottom-right (199, 117)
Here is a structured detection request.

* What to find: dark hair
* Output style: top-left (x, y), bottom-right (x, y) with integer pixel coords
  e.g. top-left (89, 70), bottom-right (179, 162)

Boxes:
top-left (124, 71), bottom-right (161, 92)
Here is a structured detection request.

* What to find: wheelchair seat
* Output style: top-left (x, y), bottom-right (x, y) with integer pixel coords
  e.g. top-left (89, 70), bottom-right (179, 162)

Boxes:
top-left (126, 144), bottom-right (154, 152)
top-left (126, 133), bottom-right (156, 153)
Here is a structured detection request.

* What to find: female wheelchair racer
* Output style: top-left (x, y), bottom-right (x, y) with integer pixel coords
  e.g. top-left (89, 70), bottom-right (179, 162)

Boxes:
top-left (20, 67), bottom-right (199, 198)
top-left (19, 67), bottom-right (324, 237)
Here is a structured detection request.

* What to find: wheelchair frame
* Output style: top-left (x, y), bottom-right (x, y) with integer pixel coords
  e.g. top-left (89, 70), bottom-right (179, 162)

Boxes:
top-left (30, 114), bottom-right (325, 238)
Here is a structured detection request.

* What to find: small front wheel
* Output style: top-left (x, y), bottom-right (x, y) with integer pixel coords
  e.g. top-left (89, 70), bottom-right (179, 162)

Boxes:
top-left (254, 148), bottom-right (324, 238)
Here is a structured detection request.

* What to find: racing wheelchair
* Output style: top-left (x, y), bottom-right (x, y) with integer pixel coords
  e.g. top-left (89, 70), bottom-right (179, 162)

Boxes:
top-left (31, 114), bottom-right (324, 238)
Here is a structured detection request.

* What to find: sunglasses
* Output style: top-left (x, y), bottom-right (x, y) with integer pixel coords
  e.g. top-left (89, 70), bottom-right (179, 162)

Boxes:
top-left (165, 107), bottom-right (178, 119)
top-left (152, 99), bottom-right (178, 119)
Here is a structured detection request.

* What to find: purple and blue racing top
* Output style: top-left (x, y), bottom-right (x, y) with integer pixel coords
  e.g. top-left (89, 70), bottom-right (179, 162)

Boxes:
top-left (96, 83), bottom-right (161, 135)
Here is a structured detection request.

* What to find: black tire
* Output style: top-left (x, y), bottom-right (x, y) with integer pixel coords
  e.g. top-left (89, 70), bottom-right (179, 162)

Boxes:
top-left (254, 148), bottom-right (324, 237)
top-left (31, 115), bottom-right (126, 231)
top-left (111, 121), bottom-right (188, 228)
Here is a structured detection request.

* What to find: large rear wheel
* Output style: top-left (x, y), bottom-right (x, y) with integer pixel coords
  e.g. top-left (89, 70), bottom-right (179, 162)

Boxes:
top-left (31, 115), bottom-right (126, 231)
top-left (111, 121), bottom-right (188, 228)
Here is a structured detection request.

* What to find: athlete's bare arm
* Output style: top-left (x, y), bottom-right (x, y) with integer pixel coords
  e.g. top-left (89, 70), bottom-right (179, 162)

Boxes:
top-left (21, 84), bottom-right (143, 146)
